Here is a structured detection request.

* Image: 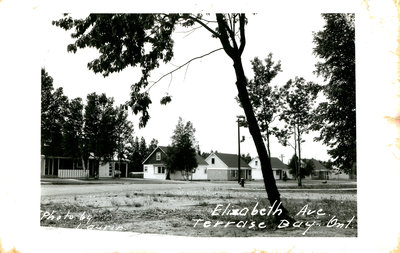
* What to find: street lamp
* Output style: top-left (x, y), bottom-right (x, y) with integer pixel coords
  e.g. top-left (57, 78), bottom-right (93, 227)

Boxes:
top-left (237, 115), bottom-right (245, 184)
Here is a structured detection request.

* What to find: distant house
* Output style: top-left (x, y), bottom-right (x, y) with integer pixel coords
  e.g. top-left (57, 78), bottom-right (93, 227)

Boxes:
top-left (303, 158), bottom-right (330, 180)
top-left (204, 152), bottom-right (252, 181)
top-left (248, 157), bottom-right (292, 180)
top-left (40, 154), bottom-right (129, 178)
top-left (142, 146), bottom-right (208, 180)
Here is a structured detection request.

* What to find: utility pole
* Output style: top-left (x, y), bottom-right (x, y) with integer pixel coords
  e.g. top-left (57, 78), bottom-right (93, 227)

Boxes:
top-left (237, 115), bottom-right (245, 184)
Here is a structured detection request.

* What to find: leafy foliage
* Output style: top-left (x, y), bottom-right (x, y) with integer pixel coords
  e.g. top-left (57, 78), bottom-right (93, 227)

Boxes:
top-left (114, 105), bottom-right (134, 162)
top-left (53, 14), bottom-right (201, 127)
top-left (242, 54), bottom-right (282, 157)
top-left (83, 93), bottom-right (118, 164)
top-left (41, 68), bottom-right (68, 156)
top-left (127, 137), bottom-right (159, 172)
top-left (165, 117), bottom-right (198, 180)
top-left (53, 13), bottom-right (288, 209)
top-left (241, 153), bottom-right (252, 164)
top-left (312, 13), bottom-right (356, 173)
top-left (62, 97), bottom-right (85, 160)
top-left (287, 155), bottom-right (314, 178)
top-left (275, 77), bottom-right (319, 185)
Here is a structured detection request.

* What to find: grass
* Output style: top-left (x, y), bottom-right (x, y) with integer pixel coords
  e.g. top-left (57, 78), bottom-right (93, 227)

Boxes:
top-left (41, 186), bottom-right (357, 237)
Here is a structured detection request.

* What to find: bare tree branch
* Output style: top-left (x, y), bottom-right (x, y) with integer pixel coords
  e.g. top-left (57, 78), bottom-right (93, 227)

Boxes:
top-left (146, 48), bottom-right (224, 91)
top-left (186, 16), bottom-right (220, 38)
top-left (216, 14), bottom-right (235, 58)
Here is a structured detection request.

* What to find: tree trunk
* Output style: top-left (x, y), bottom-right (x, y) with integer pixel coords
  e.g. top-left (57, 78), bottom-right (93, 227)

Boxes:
top-left (266, 127), bottom-right (271, 164)
top-left (215, 14), bottom-right (292, 221)
top-left (297, 126), bottom-right (302, 186)
top-left (232, 56), bottom-right (281, 206)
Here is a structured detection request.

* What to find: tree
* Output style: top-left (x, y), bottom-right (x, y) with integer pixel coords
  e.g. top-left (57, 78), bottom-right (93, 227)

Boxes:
top-left (84, 92), bottom-right (118, 177)
top-left (62, 97), bottom-right (86, 168)
top-left (312, 14), bottom-right (356, 175)
top-left (276, 77), bottom-right (319, 186)
top-left (238, 54), bottom-right (281, 164)
top-left (287, 154), bottom-right (299, 178)
top-left (241, 153), bottom-right (252, 164)
top-left (287, 155), bottom-right (314, 179)
top-left (41, 68), bottom-right (68, 156)
top-left (127, 136), bottom-right (142, 172)
top-left (165, 117), bottom-right (198, 180)
top-left (147, 138), bottom-right (159, 157)
top-left (114, 105), bottom-right (134, 173)
top-left (53, 13), bottom-right (290, 218)
top-left (301, 159), bottom-right (315, 178)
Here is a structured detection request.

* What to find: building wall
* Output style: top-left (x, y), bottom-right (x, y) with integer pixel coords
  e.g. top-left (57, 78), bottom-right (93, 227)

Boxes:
top-left (99, 162), bottom-right (112, 178)
top-left (249, 158), bottom-right (294, 180)
top-left (143, 164), bottom-right (167, 180)
top-left (192, 165), bottom-right (208, 180)
top-left (330, 172), bottom-right (350, 180)
top-left (205, 154), bottom-right (227, 168)
top-left (249, 158), bottom-right (263, 180)
top-left (207, 169), bottom-right (229, 180)
top-left (41, 155), bottom-right (45, 176)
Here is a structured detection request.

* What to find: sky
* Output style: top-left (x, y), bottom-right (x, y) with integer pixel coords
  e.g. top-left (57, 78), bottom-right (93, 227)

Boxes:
top-left (41, 13), bottom-right (330, 164)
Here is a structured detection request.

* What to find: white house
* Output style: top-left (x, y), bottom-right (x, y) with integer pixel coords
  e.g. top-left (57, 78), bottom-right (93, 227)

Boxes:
top-left (248, 157), bottom-right (291, 180)
top-left (142, 146), bottom-right (208, 180)
top-left (204, 152), bottom-right (252, 181)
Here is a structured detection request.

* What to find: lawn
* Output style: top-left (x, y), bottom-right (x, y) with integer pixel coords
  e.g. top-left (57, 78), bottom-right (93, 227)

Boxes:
top-left (40, 180), bottom-right (357, 237)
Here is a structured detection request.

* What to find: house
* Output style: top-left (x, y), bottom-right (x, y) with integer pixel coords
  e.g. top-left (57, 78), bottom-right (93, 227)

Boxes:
top-left (248, 157), bottom-right (292, 180)
top-left (40, 155), bottom-right (129, 178)
top-left (303, 158), bottom-right (330, 180)
top-left (142, 146), bottom-right (208, 180)
top-left (204, 152), bottom-right (252, 181)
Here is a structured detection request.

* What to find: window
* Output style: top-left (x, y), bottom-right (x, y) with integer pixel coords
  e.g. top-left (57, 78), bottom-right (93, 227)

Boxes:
top-left (231, 170), bottom-right (237, 178)
top-left (249, 170), bottom-right (251, 176)
top-left (109, 163), bottom-right (113, 176)
top-left (204, 168), bottom-right (207, 174)
top-left (144, 166), bottom-right (148, 172)
top-left (255, 161), bottom-right (258, 166)
top-left (275, 170), bottom-right (280, 176)
top-left (156, 152), bottom-right (161, 161)
top-left (157, 166), bottom-right (165, 174)
top-left (211, 158), bottom-right (215, 164)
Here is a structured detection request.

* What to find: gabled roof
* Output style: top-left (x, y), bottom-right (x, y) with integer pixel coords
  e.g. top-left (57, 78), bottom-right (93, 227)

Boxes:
top-left (142, 145), bottom-right (208, 165)
top-left (212, 152), bottom-right (250, 168)
top-left (303, 158), bottom-right (329, 171)
top-left (270, 157), bottom-right (287, 169)
top-left (142, 146), bottom-right (168, 164)
top-left (250, 157), bottom-right (287, 169)
top-left (195, 153), bottom-right (208, 165)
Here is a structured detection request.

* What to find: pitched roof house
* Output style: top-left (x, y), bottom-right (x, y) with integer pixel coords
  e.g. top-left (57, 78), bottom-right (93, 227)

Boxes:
top-left (142, 146), bottom-right (208, 180)
top-left (205, 152), bottom-right (252, 181)
top-left (302, 158), bottom-right (330, 180)
top-left (248, 157), bottom-right (292, 180)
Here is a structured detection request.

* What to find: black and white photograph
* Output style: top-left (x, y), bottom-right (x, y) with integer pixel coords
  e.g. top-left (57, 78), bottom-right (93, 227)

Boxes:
top-left (1, 1), bottom-right (400, 253)
top-left (39, 12), bottom-right (357, 237)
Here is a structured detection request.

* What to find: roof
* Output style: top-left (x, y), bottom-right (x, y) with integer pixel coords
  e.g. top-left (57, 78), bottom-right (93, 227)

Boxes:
top-left (270, 157), bottom-right (287, 169)
top-left (195, 153), bottom-right (208, 165)
top-left (213, 152), bottom-right (250, 168)
top-left (303, 158), bottom-right (329, 171)
top-left (250, 157), bottom-right (287, 169)
top-left (142, 145), bottom-right (207, 165)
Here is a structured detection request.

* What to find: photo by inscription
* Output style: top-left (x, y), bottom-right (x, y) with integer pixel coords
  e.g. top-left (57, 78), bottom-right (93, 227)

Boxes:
top-left (41, 13), bottom-right (356, 237)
